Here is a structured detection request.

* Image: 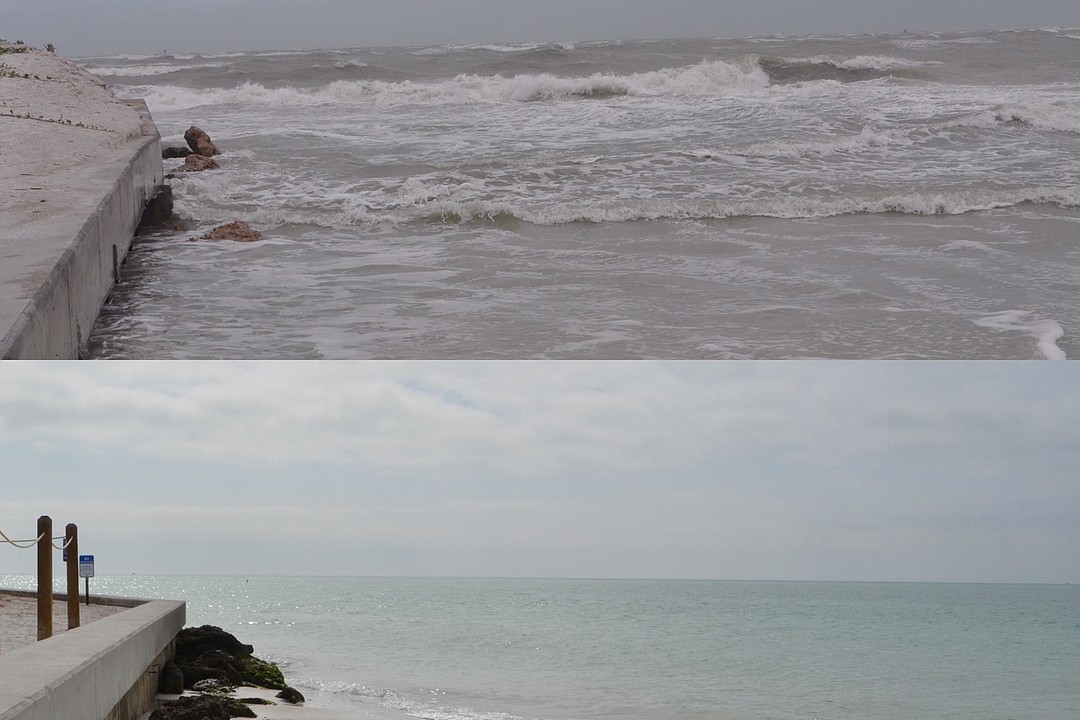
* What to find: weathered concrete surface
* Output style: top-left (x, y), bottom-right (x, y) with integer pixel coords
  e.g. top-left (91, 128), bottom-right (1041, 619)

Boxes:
top-left (0, 42), bottom-right (163, 359)
top-left (0, 597), bottom-right (185, 720)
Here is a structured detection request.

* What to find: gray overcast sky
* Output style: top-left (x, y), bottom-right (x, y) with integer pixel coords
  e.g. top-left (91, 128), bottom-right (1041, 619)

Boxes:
top-left (1, 362), bottom-right (1077, 583)
top-left (2, 0), bottom-right (1080, 56)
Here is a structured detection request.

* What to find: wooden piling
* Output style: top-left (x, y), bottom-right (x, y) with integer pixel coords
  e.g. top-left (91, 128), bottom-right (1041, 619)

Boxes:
top-left (66, 523), bottom-right (80, 630)
top-left (36, 515), bottom-right (52, 641)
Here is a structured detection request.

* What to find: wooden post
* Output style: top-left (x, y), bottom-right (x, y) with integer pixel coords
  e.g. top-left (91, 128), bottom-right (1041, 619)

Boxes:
top-left (66, 523), bottom-right (80, 630)
top-left (37, 515), bottom-right (53, 641)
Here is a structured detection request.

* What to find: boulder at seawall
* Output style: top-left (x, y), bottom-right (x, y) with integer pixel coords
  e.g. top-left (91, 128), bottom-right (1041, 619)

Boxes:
top-left (173, 625), bottom-right (287, 691)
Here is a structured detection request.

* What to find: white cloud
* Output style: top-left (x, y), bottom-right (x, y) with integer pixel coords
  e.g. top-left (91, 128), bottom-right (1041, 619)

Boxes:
top-left (2, 362), bottom-right (1078, 581)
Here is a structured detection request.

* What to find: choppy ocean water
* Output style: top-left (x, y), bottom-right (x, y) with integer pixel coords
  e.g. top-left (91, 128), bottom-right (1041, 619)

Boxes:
top-left (81, 29), bottom-right (1080, 358)
top-left (3, 576), bottom-right (1077, 720)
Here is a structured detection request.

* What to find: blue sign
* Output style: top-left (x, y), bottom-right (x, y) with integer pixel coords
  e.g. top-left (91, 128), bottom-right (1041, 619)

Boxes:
top-left (78, 555), bottom-right (95, 578)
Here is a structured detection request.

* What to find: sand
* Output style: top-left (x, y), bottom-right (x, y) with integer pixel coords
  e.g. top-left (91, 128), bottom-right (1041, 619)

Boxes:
top-left (0, 41), bottom-right (145, 230)
top-left (168, 687), bottom-right (369, 720)
top-left (0, 591), bottom-right (124, 655)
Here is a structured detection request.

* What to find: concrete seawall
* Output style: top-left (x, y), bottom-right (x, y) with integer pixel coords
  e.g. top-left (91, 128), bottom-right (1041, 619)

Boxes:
top-left (0, 594), bottom-right (185, 720)
top-left (1, 44), bottom-right (163, 359)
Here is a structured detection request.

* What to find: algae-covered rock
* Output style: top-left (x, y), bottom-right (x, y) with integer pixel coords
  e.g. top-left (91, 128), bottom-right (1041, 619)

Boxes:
top-left (192, 678), bottom-right (235, 694)
top-left (150, 695), bottom-right (256, 719)
top-left (242, 656), bottom-right (286, 689)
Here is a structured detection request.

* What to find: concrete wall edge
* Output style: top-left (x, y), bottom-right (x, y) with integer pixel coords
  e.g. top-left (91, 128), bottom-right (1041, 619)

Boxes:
top-left (0, 99), bottom-right (163, 360)
top-left (0, 598), bottom-right (186, 720)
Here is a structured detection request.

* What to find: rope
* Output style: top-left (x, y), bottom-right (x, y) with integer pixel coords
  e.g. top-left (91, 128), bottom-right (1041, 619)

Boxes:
top-left (0, 528), bottom-right (47, 549)
top-left (50, 535), bottom-right (74, 551)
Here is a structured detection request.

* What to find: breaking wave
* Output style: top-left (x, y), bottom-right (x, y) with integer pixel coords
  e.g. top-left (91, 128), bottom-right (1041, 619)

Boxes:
top-left (413, 41), bottom-right (576, 55)
top-left (136, 58), bottom-right (770, 111)
top-left (84, 63), bottom-right (218, 77)
top-left (988, 100), bottom-right (1080, 134)
top-left (174, 178), bottom-right (1080, 229)
top-left (398, 187), bottom-right (1080, 225)
top-left (759, 54), bottom-right (938, 83)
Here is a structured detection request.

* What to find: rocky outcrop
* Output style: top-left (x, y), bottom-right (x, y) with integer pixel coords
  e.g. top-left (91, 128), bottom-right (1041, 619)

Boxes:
top-left (199, 220), bottom-right (262, 243)
top-left (181, 154), bottom-right (220, 172)
top-left (173, 625), bottom-right (281, 690)
top-left (184, 125), bottom-right (220, 157)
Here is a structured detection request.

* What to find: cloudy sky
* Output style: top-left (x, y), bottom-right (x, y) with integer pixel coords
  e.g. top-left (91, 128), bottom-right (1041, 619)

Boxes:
top-left (3, 0), bottom-right (1079, 56)
top-left (0, 362), bottom-right (1076, 583)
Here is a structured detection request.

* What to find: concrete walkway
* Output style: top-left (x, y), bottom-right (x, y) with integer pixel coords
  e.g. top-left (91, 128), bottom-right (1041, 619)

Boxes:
top-left (0, 41), bottom-right (162, 358)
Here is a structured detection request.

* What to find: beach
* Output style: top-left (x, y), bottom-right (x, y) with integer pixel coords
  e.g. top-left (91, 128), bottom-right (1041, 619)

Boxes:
top-left (0, 591), bottom-right (122, 654)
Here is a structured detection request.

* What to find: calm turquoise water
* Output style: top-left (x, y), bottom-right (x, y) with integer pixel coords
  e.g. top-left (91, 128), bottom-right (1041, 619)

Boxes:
top-left (4, 576), bottom-right (1077, 720)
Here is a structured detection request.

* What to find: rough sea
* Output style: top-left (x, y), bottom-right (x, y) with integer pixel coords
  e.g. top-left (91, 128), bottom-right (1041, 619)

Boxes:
top-left (80, 29), bottom-right (1080, 358)
top-left (3, 575), bottom-right (1077, 720)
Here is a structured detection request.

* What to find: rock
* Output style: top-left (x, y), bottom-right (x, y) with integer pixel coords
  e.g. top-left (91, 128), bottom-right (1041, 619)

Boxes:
top-left (175, 626), bottom-right (254, 663)
top-left (241, 656), bottom-right (285, 689)
top-left (160, 660), bottom-right (184, 695)
top-left (275, 686), bottom-right (305, 704)
top-left (199, 221), bottom-right (262, 243)
top-left (150, 695), bottom-right (256, 720)
top-left (175, 626), bottom-right (255, 690)
top-left (162, 145), bottom-right (192, 158)
top-left (138, 185), bottom-right (174, 231)
top-left (182, 154), bottom-right (220, 172)
top-left (184, 125), bottom-right (220, 157)
top-left (192, 678), bottom-right (235, 694)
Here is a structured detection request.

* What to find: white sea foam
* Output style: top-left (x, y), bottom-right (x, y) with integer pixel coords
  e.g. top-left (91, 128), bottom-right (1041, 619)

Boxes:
top-left (973, 311), bottom-right (1067, 359)
top-left (729, 126), bottom-right (913, 159)
top-left (306, 681), bottom-right (526, 720)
